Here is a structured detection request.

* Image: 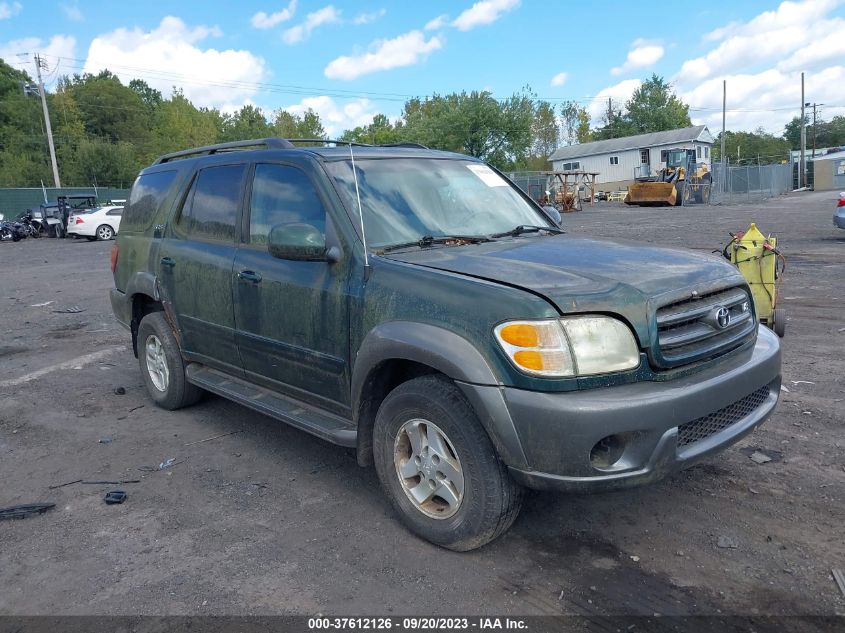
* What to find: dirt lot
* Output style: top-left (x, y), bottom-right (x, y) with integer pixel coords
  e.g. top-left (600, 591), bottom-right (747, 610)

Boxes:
top-left (1, 190), bottom-right (843, 617)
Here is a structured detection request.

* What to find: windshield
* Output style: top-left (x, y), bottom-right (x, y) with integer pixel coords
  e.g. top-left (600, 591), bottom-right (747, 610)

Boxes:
top-left (324, 158), bottom-right (550, 248)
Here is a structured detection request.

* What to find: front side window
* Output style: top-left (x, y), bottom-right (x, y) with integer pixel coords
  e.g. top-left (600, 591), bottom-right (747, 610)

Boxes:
top-left (325, 158), bottom-right (550, 248)
top-left (178, 164), bottom-right (246, 242)
top-left (249, 164), bottom-right (326, 245)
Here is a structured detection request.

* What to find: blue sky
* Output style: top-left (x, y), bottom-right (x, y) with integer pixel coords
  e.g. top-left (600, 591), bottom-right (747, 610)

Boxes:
top-left (1, 0), bottom-right (844, 136)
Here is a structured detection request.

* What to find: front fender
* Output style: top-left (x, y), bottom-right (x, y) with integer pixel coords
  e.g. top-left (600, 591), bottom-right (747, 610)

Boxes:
top-left (352, 321), bottom-right (529, 469)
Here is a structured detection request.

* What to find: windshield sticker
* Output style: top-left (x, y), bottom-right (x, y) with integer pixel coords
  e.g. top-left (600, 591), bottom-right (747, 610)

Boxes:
top-left (466, 164), bottom-right (508, 187)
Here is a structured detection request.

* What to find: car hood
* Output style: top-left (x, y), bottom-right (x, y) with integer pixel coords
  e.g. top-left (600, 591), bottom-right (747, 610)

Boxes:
top-left (383, 235), bottom-right (745, 343)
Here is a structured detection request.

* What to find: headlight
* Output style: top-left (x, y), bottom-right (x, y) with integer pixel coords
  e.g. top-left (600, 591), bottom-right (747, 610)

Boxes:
top-left (494, 316), bottom-right (639, 378)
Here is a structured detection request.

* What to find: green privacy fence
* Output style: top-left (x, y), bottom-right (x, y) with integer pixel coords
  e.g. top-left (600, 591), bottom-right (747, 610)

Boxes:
top-left (0, 187), bottom-right (131, 216)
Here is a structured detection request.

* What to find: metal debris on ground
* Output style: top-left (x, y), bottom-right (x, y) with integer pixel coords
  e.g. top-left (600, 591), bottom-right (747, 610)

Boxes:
top-left (183, 430), bottom-right (243, 446)
top-left (717, 536), bottom-right (739, 549)
top-left (103, 491), bottom-right (127, 505)
top-left (832, 569), bottom-right (845, 598)
top-left (113, 387), bottom-right (126, 395)
top-left (0, 503), bottom-right (55, 520)
top-left (81, 480), bottom-right (140, 485)
top-left (750, 451), bottom-right (773, 464)
top-left (30, 301), bottom-right (54, 307)
top-left (158, 458), bottom-right (177, 470)
top-left (52, 306), bottom-right (85, 313)
top-left (98, 437), bottom-right (113, 444)
top-left (791, 380), bottom-right (815, 386)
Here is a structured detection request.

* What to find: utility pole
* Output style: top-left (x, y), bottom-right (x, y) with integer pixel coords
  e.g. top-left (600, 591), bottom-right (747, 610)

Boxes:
top-left (34, 53), bottom-right (61, 188)
top-left (804, 102), bottom-right (823, 158)
top-left (721, 79), bottom-right (726, 193)
top-left (800, 72), bottom-right (806, 188)
top-left (607, 97), bottom-right (613, 138)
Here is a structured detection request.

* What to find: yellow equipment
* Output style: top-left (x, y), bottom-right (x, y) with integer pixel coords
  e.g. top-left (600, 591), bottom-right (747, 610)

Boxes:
top-left (723, 223), bottom-right (785, 337)
top-left (625, 148), bottom-right (712, 207)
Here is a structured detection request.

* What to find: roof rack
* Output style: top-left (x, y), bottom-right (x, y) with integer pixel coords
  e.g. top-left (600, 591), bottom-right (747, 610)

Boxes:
top-left (286, 139), bottom-right (430, 150)
top-left (285, 138), bottom-right (372, 147)
top-left (153, 138), bottom-right (295, 165)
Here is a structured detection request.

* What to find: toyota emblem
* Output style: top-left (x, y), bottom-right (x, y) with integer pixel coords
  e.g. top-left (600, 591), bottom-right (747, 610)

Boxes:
top-left (715, 306), bottom-right (731, 329)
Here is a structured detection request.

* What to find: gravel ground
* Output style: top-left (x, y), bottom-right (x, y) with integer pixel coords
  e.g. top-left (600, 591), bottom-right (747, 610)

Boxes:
top-left (0, 190), bottom-right (843, 617)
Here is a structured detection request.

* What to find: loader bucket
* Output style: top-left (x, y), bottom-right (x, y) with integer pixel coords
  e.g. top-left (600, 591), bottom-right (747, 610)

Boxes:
top-left (624, 182), bottom-right (679, 206)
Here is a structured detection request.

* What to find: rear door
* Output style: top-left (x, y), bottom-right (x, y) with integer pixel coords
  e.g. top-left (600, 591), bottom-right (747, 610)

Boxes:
top-left (158, 162), bottom-right (248, 374)
top-left (233, 161), bottom-right (351, 413)
top-left (106, 207), bottom-right (123, 233)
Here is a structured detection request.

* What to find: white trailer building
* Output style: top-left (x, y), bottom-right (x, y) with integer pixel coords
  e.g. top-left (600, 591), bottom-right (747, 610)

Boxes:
top-left (549, 125), bottom-right (715, 192)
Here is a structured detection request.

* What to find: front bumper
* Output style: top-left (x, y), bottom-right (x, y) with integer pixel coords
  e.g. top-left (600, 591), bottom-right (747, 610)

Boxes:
top-left (834, 209), bottom-right (845, 229)
top-left (462, 327), bottom-right (781, 492)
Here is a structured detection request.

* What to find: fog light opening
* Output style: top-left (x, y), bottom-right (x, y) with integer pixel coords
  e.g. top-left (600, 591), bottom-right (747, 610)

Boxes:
top-left (590, 434), bottom-right (626, 469)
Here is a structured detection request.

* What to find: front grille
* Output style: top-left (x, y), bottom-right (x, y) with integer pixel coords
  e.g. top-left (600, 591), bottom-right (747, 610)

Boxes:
top-left (677, 385), bottom-right (771, 448)
top-left (654, 286), bottom-right (757, 368)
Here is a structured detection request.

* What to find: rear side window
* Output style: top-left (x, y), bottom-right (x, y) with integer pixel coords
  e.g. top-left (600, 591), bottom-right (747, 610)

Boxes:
top-left (248, 163), bottom-right (326, 245)
top-left (122, 170), bottom-right (178, 232)
top-left (177, 164), bottom-right (246, 242)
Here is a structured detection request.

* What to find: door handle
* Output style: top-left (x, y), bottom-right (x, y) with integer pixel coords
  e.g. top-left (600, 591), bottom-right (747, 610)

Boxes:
top-left (160, 257), bottom-right (175, 268)
top-left (237, 270), bottom-right (262, 283)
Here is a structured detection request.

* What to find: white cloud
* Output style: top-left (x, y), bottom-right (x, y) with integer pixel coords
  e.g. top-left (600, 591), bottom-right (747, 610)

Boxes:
top-left (283, 5), bottom-right (340, 44)
top-left (284, 95), bottom-right (384, 137)
top-left (452, 0), bottom-right (520, 31)
top-left (682, 66), bottom-right (845, 134)
top-left (611, 39), bottom-right (664, 76)
top-left (678, 0), bottom-right (843, 82)
top-left (0, 1), bottom-right (21, 19)
top-left (550, 71), bottom-right (568, 87)
top-left (669, 0), bottom-right (845, 132)
top-left (60, 1), bottom-right (82, 21)
top-left (425, 14), bottom-right (448, 30)
top-left (0, 34), bottom-right (76, 85)
top-left (251, 0), bottom-right (297, 29)
top-left (82, 17), bottom-right (267, 110)
top-left (353, 8), bottom-right (386, 25)
top-left (324, 30), bottom-right (443, 81)
top-left (587, 78), bottom-right (642, 126)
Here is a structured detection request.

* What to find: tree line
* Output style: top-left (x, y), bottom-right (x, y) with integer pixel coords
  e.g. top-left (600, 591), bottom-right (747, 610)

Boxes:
top-left (1, 59), bottom-right (843, 188)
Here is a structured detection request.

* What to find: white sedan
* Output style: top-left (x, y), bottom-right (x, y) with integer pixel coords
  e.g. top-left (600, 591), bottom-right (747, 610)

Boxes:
top-left (67, 205), bottom-right (123, 241)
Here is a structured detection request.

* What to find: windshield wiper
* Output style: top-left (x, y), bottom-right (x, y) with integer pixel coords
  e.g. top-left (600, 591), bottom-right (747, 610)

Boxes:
top-left (380, 234), bottom-right (492, 253)
top-left (490, 225), bottom-right (565, 239)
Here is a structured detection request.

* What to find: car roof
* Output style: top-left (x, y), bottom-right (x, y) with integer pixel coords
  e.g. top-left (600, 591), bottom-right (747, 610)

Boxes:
top-left (140, 138), bottom-right (479, 176)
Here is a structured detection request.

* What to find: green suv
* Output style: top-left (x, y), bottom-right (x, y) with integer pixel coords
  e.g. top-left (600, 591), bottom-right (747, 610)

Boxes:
top-left (110, 138), bottom-right (781, 550)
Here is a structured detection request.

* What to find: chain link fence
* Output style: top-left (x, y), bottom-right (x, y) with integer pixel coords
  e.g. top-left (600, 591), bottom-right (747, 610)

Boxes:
top-left (710, 162), bottom-right (793, 205)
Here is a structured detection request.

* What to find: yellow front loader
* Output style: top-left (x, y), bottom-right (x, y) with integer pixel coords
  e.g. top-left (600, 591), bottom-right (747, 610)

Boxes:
top-left (722, 223), bottom-right (786, 337)
top-left (625, 148), bottom-right (712, 207)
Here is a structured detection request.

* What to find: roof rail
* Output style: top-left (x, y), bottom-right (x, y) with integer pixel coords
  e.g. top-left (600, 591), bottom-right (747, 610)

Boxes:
top-left (286, 139), bottom-right (430, 149)
top-left (285, 138), bottom-right (373, 147)
top-left (379, 142), bottom-right (429, 149)
top-left (153, 138), bottom-right (295, 165)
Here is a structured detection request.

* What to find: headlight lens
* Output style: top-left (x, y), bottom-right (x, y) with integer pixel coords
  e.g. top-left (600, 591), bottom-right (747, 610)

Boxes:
top-left (494, 316), bottom-right (639, 378)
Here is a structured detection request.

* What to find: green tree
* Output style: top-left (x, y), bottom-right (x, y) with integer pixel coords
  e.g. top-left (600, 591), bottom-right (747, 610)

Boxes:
top-left (147, 90), bottom-right (219, 161)
top-left (339, 113), bottom-right (399, 144)
top-left (559, 100), bottom-right (591, 146)
top-left (220, 104), bottom-right (271, 141)
top-left (784, 114), bottom-right (845, 150)
top-left (401, 91), bottom-right (534, 169)
top-left (271, 108), bottom-right (326, 141)
top-left (624, 74), bottom-right (691, 134)
top-left (714, 129), bottom-right (792, 164)
top-left (62, 71), bottom-right (153, 145)
top-left (0, 58), bottom-right (51, 186)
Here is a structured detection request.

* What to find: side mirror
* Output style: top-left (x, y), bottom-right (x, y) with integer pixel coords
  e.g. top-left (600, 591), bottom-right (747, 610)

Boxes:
top-left (542, 205), bottom-right (562, 227)
top-left (267, 223), bottom-right (331, 261)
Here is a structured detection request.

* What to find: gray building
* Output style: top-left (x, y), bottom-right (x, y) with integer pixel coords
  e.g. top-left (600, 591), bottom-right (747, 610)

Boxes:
top-left (549, 125), bottom-right (715, 191)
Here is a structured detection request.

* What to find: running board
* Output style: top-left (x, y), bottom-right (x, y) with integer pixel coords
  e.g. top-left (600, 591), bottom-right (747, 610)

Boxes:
top-left (185, 364), bottom-right (357, 447)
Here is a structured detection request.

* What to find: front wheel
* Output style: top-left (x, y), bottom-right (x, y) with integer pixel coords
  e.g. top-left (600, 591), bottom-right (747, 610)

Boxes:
top-left (373, 375), bottom-right (523, 551)
top-left (137, 312), bottom-right (203, 410)
top-left (96, 224), bottom-right (114, 240)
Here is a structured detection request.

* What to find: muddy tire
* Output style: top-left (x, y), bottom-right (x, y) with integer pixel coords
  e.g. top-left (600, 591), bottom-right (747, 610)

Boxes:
top-left (373, 375), bottom-right (523, 551)
top-left (137, 312), bottom-right (203, 410)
